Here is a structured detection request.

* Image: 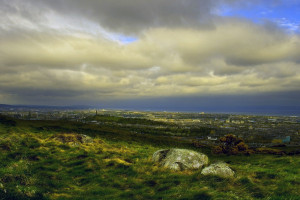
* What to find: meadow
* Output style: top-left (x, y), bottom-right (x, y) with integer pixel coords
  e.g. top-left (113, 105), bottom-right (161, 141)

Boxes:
top-left (0, 116), bottom-right (299, 200)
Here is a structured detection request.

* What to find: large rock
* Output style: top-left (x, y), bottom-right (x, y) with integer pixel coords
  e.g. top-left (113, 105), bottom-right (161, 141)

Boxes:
top-left (152, 149), bottom-right (209, 171)
top-left (53, 133), bottom-right (93, 145)
top-left (201, 162), bottom-right (235, 178)
top-left (79, 134), bottom-right (94, 144)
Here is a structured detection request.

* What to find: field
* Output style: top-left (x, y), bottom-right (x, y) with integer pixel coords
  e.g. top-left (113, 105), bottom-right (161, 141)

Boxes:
top-left (0, 116), bottom-right (300, 200)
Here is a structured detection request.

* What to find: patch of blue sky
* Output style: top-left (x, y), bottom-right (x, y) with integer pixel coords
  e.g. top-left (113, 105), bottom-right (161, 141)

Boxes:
top-left (45, 13), bottom-right (139, 44)
top-left (216, 1), bottom-right (300, 33)
top-left (115, 35), bottom-right (138, 44)
top-left (98, 27), bottom-right (137, 44)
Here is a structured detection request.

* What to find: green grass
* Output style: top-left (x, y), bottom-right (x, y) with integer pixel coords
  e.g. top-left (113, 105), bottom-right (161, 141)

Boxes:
top-left (0, 118), bottom-right (299, 199)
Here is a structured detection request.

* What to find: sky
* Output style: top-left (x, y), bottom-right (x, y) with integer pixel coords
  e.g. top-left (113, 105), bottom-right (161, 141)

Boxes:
top-left (0, 0), bottom-right (300, 114)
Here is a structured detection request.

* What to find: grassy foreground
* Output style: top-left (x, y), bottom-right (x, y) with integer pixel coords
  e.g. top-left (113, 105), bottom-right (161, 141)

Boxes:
top-left (0, 119), bottom-right (299, 200)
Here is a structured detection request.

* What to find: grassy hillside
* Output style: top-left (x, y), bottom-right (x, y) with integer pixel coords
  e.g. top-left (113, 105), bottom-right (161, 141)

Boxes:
top-left (0, 117), bottom-right (299, 199)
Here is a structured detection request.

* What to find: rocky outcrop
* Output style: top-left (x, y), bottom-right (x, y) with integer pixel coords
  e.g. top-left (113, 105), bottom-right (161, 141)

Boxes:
top-left (201, 162), bottom-right (235, 178)
top-left (152, 149), bottom-right (209, 171)
top-left (79, 134), bottom-right (94, 144)
top-left (52, 133), bottom-right (93, 145)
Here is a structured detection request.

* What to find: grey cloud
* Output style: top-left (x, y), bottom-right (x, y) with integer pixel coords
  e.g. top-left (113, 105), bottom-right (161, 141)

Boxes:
top-left (0, 0), bottom-right (299, 107)
top-left (0, 31), bottom-right (153, 69)
top-left (39, 0), bottom-right (217, 34)
top-left (146, 20), bottom-right (300, 67)
top-left (212, 65), bottom-right (244, 76)
top-left (0, 0), bottom-right (49, 32)
top-left (1, 21), bottom-right (300, 102)
top-left (0, 0), bottom-right (245, 35)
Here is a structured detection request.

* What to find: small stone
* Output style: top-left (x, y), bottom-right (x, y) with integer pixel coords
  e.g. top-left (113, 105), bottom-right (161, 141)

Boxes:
top-left (201, 162), bottom-right (235, 178)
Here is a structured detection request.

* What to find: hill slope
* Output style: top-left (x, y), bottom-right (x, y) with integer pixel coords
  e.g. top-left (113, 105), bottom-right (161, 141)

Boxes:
top-left (0, 118), bottom-right (299, 199)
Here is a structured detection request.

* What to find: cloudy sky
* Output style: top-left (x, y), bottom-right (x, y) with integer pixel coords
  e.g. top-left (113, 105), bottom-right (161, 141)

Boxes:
top-left (0, 0), bottom-right (299, 113)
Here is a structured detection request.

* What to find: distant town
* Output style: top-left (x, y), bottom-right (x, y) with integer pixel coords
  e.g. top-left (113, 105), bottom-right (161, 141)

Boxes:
top-left (1, 104), bottom-right (299, 148)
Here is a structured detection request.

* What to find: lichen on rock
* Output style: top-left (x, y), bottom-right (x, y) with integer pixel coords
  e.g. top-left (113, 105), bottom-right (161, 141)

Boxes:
top-left (51, 133), bottom-right (93, 146)
top-left (201, 161), bottom-right (235, 178)
top-left (152, 148), bottom-right (208, 171)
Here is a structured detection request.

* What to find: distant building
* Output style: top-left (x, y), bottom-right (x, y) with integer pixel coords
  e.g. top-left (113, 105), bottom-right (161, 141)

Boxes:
top-left (207, 136), bottom-right (217, 141)
top-left (282, 136), bottom-right (290, 143)
top-left (268, 119), bottom-right (277, 122)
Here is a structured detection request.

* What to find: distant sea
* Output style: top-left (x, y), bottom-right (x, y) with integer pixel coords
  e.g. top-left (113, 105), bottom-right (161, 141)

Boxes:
top-left (1, 103), bottom-right (299, 117)
top-left (109, 107), bottom-right (300, 117)
top-left (177, 108), bottom-right (300, 117)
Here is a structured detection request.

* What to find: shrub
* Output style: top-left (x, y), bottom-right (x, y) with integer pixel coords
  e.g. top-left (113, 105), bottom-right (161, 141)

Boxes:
top-left (0, 115), bottom-right (16, 126)
top-left (212, 146), bottom-right (223, 154)
top-left (213, 134), bottom-right (251, 155)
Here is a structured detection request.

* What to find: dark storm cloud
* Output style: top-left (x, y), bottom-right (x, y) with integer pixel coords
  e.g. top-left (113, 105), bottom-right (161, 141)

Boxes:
top-left (37, 0), bottom-right (218, 34)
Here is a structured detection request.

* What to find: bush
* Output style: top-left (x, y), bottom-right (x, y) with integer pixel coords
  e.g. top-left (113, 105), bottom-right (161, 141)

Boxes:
top-left (212, 146), bottom-right (223, 154)
top-left (213, 134), bottom-right (251, 155)
top-left (0, 115), bottom-right (16, 126)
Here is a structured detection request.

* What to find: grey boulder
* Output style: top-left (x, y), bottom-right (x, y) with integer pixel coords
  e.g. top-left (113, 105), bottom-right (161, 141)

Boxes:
top-left (52, 133), bottom-right (93, 145)
top-left (153, 149), bottom-right (209, 171)
top-left (79, 134), bottom-right (93, 144)
top-left (201, 162), bottom-right (235, 178)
